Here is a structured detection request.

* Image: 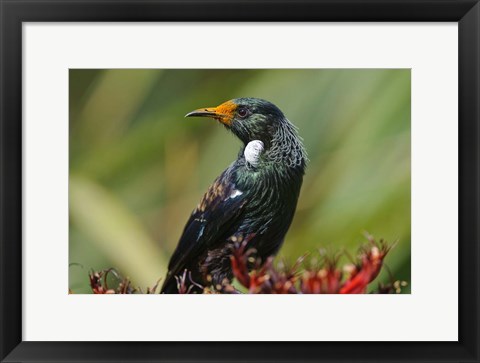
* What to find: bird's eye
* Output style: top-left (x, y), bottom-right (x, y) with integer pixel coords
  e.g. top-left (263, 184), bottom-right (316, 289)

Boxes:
top-left (237, 107), bottom-right (249, 119)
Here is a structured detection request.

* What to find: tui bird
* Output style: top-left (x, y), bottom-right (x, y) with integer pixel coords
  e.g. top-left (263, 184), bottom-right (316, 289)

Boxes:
top-left (161, 98), bottom-right (307, 293)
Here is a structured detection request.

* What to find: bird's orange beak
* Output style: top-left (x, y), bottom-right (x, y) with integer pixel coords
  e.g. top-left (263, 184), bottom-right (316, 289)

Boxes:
top-left (185, 100), bottom-right (237, 126)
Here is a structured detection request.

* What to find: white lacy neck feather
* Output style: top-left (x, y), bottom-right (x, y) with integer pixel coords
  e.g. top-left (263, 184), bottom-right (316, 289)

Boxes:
top-left (244, 140), bottom-right (264, 167)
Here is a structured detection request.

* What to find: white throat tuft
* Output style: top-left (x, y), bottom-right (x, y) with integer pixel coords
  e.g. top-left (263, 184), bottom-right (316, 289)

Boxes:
top-left (244, 140), bottom-right (264, 167)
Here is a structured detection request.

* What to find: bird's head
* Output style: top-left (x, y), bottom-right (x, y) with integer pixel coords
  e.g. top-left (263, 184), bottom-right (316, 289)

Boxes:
top-left (185, 98), bottom-right (286, 146)
top-left (186, 98), bottom-right (307, 170)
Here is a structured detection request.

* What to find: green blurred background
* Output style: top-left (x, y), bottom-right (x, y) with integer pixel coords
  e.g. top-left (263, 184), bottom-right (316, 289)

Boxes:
top-left (69, 69), bottom-right (411, 293)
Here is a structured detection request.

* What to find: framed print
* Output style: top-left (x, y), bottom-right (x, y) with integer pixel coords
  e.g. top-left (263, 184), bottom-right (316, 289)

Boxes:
top-left (1, 1), bottom-right (479, 362)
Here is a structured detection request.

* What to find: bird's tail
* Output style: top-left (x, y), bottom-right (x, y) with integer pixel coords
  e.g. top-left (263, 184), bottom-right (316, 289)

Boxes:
top-left (160, 274), bottom-right (179, 294)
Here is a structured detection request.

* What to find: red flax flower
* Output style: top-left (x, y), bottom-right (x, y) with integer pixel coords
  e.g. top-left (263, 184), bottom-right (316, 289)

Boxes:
top-left (300, 263), bottom-right (342, 294)
top-left (88, 268), bottom-right (160, 294)
top-left (339, 239), bottom-right (391, 294)
top-left (83, 235), bottom-right (405, 294)
top-left (230, 236), bottom-right (394, 294)
top-left (230, 241), bottom-right (300, 294)
top-left (174, 270), bottom-right (203, 294)
top-left (89, 269), bottom-right (117, 294)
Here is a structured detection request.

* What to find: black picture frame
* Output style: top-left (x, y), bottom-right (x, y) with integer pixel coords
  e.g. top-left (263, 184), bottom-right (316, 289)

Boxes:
top-left (1, 1), bottom-right (479, 362)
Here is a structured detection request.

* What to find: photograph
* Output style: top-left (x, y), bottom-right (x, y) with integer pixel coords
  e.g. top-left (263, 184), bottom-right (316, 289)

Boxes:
top-left (68, 69), bottom-right (411, 294)
top-left (3, 2), bottom-right (479, 361)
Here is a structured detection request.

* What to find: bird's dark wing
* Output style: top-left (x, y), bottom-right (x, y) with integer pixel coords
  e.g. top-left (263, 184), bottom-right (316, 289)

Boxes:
top-left (161, 172), bottom-right (247, 293)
